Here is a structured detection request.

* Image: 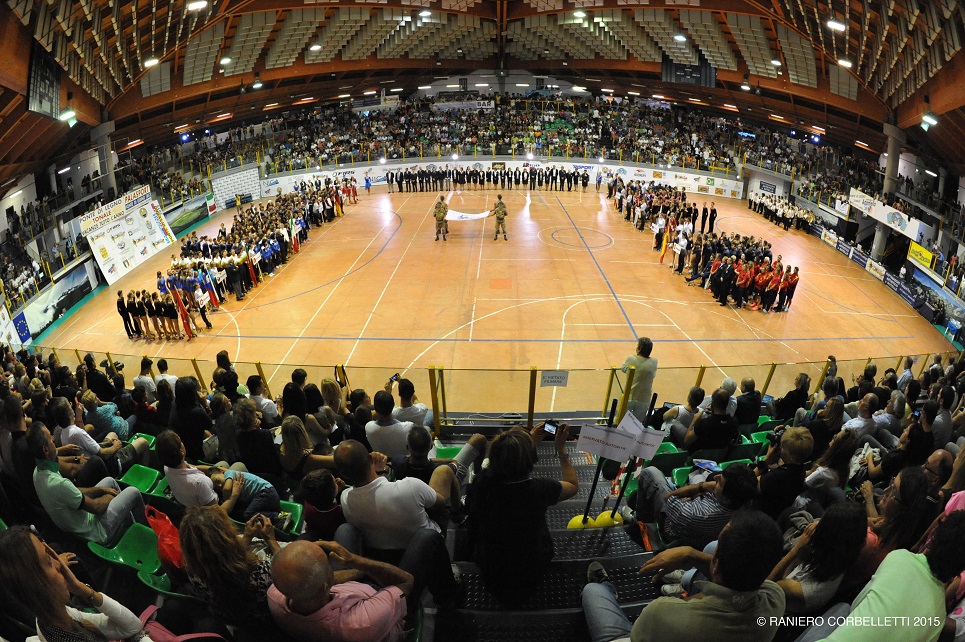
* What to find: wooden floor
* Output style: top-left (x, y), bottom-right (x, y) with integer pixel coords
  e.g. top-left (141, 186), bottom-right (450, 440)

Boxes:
top-left (42, 185), bottom-right (954, 414)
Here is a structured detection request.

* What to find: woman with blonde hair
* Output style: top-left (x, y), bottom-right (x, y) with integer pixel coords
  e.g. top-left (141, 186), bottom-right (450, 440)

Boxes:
top-left (278, 415), bottom-right (335, 482)
top-left (179, 505), bottom-right (278, 628)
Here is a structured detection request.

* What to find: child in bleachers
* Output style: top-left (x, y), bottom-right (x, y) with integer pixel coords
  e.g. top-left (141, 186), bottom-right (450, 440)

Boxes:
top-left (299, 468), bottom-right (345, 540)
top-left (209, 467), bottom-right (289, 530)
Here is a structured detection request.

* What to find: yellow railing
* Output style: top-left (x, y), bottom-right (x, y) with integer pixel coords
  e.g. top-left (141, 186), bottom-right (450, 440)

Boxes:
top-left (29, 346), bottom-right (961, 437)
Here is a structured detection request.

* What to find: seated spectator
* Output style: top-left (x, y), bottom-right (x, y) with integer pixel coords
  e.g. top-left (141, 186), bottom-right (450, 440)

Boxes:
top-left (735, 377), bottom-right (761, 426)
top-left (930, 389), bottom-right (954, 450)
top-left (300, 468), bottom-right (346, 541)
top-left (842, 393), bottom-right (879, 438)
top-left (682, 387), bottom-right (740, 453)
top-left (179, 505), bottom-right (279, 629)
top-left (155, 378), bottom-right (174, 429)
top-left (209, 467), bottom-right (286, 526)
top-left (156, 429), bottom-right (246, 512)
top-left (29, 421), bottom-right (147, 545)
top-left (632, 462), bottom-right (759, 549)
top-left (392, 426), bottom-right (485, 488)
top-left (281, 382), bottom-right (330, 452)
top-left (804, 428), bottom-right (858, 496)
top-left (320, 377), bottom-right (354, 446)
top-left (210, 392), bottom-right (241, 464)
top-left (802, 511), bottom-right (965, 642)
top-left (696, 376), bottom-right (738, 416)
top-left (799, 397), bottom-right (845, 458)
top-left (582, 510), bottom-right (785, 642)
top-left (768, 502), bottom-right (867, 614)
top-left (662, 386), bottom-right (704, 445)
top-left (170, 377), bottom-right (213, 462)
top-left (0, 525), bottom-right (148, 641)
top-left (154, 357), bottom-right (178, 395)
top-left (51, 396), bottom-right (150, 476)
top-left (235, 397), bottom-right (285, 480)
top-left (333, 440), bottom-right (458, 608)
top-left (248, 374), bottom-right (280, 428)
top-left (794, 376), bottom-right (844, 428)
top-left (83, 353), bottom-right (115, 403)
top-left (756, 427), bottom-right (813, 519)
top-left (279, 415), bottom-right (335, 482)
top-left (391, 377), bottom-right (429, 427)
top-left (81, 389), bottom-right (133, 442)
top-left (366, 390), bottom-right (431, 458)
top-left (132, 356), bottom-right (157, 404)
top-left (269, 540), bottom-right (411, 642)
top-left (768, 373), bottom-right (811, 421)
top-left (466, 424), bottom-right (577, 607)
top-left (865, 419), bottom-right (934, 484)
top-left (130, 385), bottom-right (162, 435)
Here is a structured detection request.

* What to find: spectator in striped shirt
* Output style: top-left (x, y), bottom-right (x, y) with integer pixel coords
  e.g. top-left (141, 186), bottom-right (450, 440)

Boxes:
top-left (632, 462), bottom-right (759, 549)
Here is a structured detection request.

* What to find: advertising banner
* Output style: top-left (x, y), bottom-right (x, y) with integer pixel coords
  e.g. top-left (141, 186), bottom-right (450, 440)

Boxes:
top-left (850, 248), bottom-right (870, 268)
top-left (835, 239), bottom-right (852, 258)
top-left (82, 187), bottom-right (176, 285)
top-left (865, 259), bottom-right (886, 281)
top-left (23, 263), bottom-right (93, 339)
top-left (848, 188), bottom-right (931, 241)
top-left (908, 241), bottom-right (934, 268)
top-left (759, 181), bottom-right (777, 194)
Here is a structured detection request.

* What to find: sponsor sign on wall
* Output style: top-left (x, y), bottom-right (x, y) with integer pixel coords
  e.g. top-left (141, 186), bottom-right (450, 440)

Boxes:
top-left (759, 181), bottom-right (777, 194)
top-left (908, 241), bottom-right (934, 268)
top-left (848, 188), bottom-right (931, 242)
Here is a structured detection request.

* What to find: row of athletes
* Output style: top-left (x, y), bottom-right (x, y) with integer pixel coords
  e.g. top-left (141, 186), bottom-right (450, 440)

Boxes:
top-left (704, 255), bottom-right (801, 313)
top-left (116, 276), bottom-right (212, 342)
top-left (432, 195), bottom-right (509, 242)
top-left (385, 166), bottom-right (593, 193)
top-left (749, 192), bottom-right (815, 231)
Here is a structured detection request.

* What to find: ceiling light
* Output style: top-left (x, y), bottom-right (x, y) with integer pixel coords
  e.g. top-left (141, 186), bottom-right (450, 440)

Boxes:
top-left (925, 170), bottom-right (938, 177)
top-left (264, 103), bottom-right (278, 107)
top-left (741, 82), bottom-right (751, 91)
top-left (855, 140), bottom-right (868, 146)
top-left (58, 109), bottom-right (76, 122)
top-left (526, 152), bottom-right (534, 160)
top-left (771, 114), bottom-right (784, 119)
top-left (674, 33), bottom-right (687, 42)
top-left (294, 97), bottom-right (314, 103)
top-left (543, 49), bottom-right (550, 54)
top-left (187, 0), bottom-right (207, 10)
top-left (827, 19), bottom-right (846, 31)
top-left (475, 83), bottom-right (489, 87)
top-left (417, 86), bottom-right (431, 90)
top-left (144, 57), bottom-right (159, 68)
top-left (310, 44), bottom-right (322, 52)
top-left (724, 103), bottom-right (737, 108)
top-left (771, 58), bottom-right (781, 66)
top-left (601, 88), bottom-right (614, 93)
top-left (390, 88), bottom-right (403, 92)
top-left (419, 10), bottom-right (432, 17)
top-left (516, 83), bottom-right (530, 87)
top-left (363, 90), bottom-right (376, 95)
top-left (216, 113), bottom-right (230, 118)
top-left (379, 157), bottom-right (386, 164)
top-left (252, 75), bottom-right (262, 90)
top-left (57, 167), bottom-right (70, 174)
top-left (922, 112), bottom-right (938, 126)
top-left (838, 58), bottom-right (853, 68)
top-left (574, 10), bottom-right (586, 18)
top-left (627, 91), bottom-right (639, 95)
top-left (813, 126), bottom-right (825, 132)
top-left (127, 139), bottom-right (142, 146)
top-left (652, 94), bottom-right (665, 99)
top-left (446, 84), bottom-right (459, 88)
top-left (220, 56), bottom-right (231, 65)
top-left (562, 61), bottom-right (568, 65)
top-left (452, 153), bottom-right (459, 160)
top-left (9, 189), bottom-right (22, 198)
top-left (337, 94), bottom-right (350, 98)
top-left (571, 86), bottom-right (585, 91)
top-left (598, 156), bottom-right (605, 163)
top-left (688, 97), bottom-right (702, 102)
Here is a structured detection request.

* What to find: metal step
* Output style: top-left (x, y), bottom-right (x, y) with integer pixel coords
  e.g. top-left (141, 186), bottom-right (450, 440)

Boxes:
top-left (456, 553), bottom-right (658, 612)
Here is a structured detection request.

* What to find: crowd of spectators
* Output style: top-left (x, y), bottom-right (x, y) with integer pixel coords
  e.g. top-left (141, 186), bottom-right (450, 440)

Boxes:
top-left (0, 243), bottom-right (45, 304)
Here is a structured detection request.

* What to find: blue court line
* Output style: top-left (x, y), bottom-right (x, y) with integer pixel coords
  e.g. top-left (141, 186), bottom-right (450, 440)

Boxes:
top-left (238, 211), bottom-right (404, 311)
top-left (556, 198), bottom-right (638, 340)
top-left (202, 333), bottom-right (913, 344)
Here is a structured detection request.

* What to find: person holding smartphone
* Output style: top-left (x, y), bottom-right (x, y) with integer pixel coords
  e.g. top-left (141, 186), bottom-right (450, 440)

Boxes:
top-left (465, 421), bottom-right (579, 607)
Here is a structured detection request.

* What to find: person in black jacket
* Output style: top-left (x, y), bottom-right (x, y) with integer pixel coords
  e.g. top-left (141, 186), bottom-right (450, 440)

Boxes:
top-left (83, 353), bottom-right (115, 403)
top-left (768, 373), bottom-right (811, 422)
top-left (735, 377), bottom-right (762, 427)
top-left (170, 377), bottom-right (213, 462)
top-left (116, 290), bottom-right (135, 339)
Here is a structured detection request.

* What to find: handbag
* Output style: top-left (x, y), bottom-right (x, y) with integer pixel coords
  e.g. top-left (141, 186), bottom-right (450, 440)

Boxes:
top-left (145, 506), bottom-right (187, 584)
top-left (138, 605), bottom-right (227, 642)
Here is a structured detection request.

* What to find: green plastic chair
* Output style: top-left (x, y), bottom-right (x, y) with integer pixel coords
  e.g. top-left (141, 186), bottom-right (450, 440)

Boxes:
top-left (671, 466), bottom-right (690, 488)
top-left (280, 500), bottom-right (304, 535)
top-left (87, 523), bottom-right (161, 574)
top-left (132, 433), bottom-right (156, 448)
top-left (404, 605), bottom-right (423, 642)
top-left (757, 415), bottom-right (773, 426)
top-left (738, 422), bottom-right (759, 438)
top-left (147, 477), bottom-right (170, 498)
top-left (137, 571), bottom-right (203, 602)
top-left (689, 448), bottom-right (728, 464)
top-left (758, 419), bottom-right (784, 433)
top-left (0, 517), bottom-right (7, 530)
top-left (726, 442), bottom-right (764, 462)
top-left (655, 441), bottom-right (680, 455)
top-left (434, 445), bottom-right (462, 460)
top-left (648, 451), bottom-right (690, 476)
top-left (720, 459), bottom-right (753, 469)
top-left (119, 464), bottom-right (160, 493)
top-left (750, 430), bottom-right (772, 444)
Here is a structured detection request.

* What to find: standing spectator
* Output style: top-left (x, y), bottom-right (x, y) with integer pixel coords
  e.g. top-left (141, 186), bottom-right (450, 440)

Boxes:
top-left (621, 337), bottom-right (658, 423)
top-left (132, 356), bottom-right (157, 404)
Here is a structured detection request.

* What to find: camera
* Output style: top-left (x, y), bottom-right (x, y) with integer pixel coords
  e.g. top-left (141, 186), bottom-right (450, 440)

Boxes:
top-left (766, 427), bottom-right (786, 445)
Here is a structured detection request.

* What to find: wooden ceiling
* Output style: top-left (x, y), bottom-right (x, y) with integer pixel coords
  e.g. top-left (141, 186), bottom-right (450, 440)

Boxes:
top-left (0, 0), bottom-right (963, 188)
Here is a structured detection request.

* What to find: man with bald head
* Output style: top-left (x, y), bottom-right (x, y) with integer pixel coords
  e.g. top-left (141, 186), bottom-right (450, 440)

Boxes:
top-left (268, 539), bottom-right (411, 641)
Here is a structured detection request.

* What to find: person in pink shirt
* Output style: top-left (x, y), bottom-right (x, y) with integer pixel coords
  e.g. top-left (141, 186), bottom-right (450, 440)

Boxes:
top-left (268, 539), bottom-right (410, 642)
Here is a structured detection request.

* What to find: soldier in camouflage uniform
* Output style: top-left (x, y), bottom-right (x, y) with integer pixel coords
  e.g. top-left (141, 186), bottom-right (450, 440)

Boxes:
top-left (491, 194), bottom-right (508, 241)
top-left (434, 195), bottom-right (449, 241)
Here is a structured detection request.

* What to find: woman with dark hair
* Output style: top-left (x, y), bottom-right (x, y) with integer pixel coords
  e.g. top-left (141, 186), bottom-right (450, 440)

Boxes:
top-left (802, 397), bottom-right (846, 458)
top-left (170, 377), bottom-right (213, 462)
top-left (805, 426), bottom-right (857, 492)
top-left (621, 337), bottom-right (658, 423)
top-left (466, 423), bottom-right (579, 607)
top-left (320, 377), bottom-right (359, 447)
top-left (155, 378), bottom-right (174, 428)
top-left (0, 526), bottom-right (146, 641)
top-left (281, 382), bottom-right (329, 451)
top-left (216, 349), bottom-right (235, 373)
top-left (180, 505), bottom-right (278, 628)
top-left (220, 370), bottom-right (244, 404)
top-left (768, 502), bottom-right (867, 614)
top-left (210, 392), bottom-right (241, 464)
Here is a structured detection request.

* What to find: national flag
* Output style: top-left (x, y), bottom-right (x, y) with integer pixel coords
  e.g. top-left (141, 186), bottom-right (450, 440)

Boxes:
top-left (290, 217), bottom-right (300, 253)
top-left (201, 270), bottom-right (220, 309)
top-left (13, 312), bottom-right (31, 344)
top-left (171, 289), bottom-right (193, 339)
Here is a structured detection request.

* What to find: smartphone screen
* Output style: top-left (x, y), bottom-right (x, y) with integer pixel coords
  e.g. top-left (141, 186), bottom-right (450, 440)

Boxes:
top-left (544, 421), bottom-right (558, 435)
top-left (390, 373), bottom-right (400, 382)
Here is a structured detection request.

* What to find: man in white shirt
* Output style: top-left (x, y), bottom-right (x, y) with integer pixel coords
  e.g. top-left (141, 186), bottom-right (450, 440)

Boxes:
top-left (332, 440), bottom-right (458, 607)
top-left (247, 374), bottom-right (280, 427)
top-left (154, 359), bottom-right (178, 397)
top-left (155, 430), bottom-right (245, 512)
top-left (391, 378), bottom-right (428, 427)
top-left (697, 376), bottom-right (738, 417)
top-left (896, 356), bottom-right (914, 393)
top-left (842, 393), bottom-right (878, 439)
top-left (366, 391), bottom-right (429, 458)
top-left (132, 357), bottom-right (157, 404)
